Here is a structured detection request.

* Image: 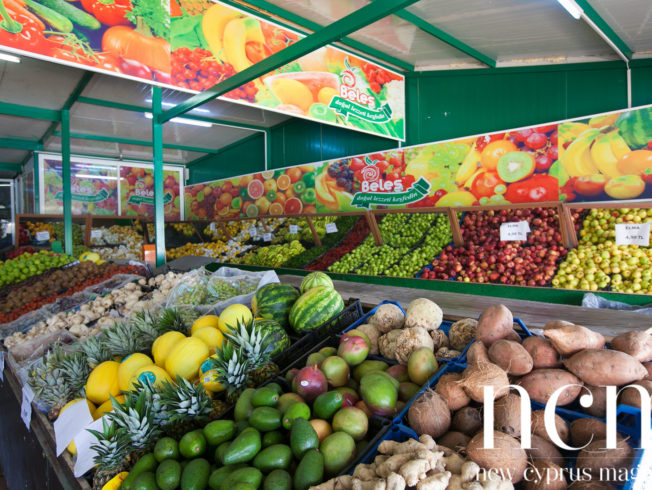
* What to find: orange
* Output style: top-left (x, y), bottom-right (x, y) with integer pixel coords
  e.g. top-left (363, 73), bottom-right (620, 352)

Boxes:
top-left (276, 174), bottom-right (291, 191)
top-left (274, 193), bottom-right (286, 205)
top-left (616, 150), bottom-right (652, 175)
top-left (219, 192), bottom-right (232, 205)
top-left (303, 205), bottom-right (317, 214)
top-left (481, 140), bottom-right (517, 171)
top-left (255, 196), bottom-right (271, 214)
top-left (287, 168), bottom-right (302, 183)
top-left (239, 175), bottom-right (252, 187)
top-left (264, 179), bottom-right (277, 193)
top-left (269, 202), bottom-right (284, 215)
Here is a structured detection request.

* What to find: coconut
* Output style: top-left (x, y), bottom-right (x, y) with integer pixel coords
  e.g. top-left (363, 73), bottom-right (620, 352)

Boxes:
top-left (458, 362), bottom-right (510, 403)
top-left (494, 393), bottom-right (523, 437)
top-left (452, 406), bottom-right (482, 436)
top-left (435, 372), bottom-right (471, 411)
top-left (407, 389), bottom-right (451, 438)
top-left (524, 461), bottom-right (567, 490)
top-left (466, 430), bottom-right (527, 483)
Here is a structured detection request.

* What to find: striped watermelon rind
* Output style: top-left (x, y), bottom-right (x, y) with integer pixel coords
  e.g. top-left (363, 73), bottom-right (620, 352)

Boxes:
top-left (289, 285), bottom-right (344, 334)
top-left (616, 108), bottom-right (652, 148)
top-left (255, 318), bottom-right (290, 358)
top-left (252, 283), bottom-right (299, 329)
top-left (300, 272), bottom-right (334, 294)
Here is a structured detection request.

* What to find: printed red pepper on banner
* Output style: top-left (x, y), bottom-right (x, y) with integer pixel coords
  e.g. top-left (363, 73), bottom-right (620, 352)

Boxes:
top-left (504, 174), bottom-right (560, 203)
top-left (80, 0), bottom-right (132, 26)
top-left (0, 1), bottom-right (48, 53)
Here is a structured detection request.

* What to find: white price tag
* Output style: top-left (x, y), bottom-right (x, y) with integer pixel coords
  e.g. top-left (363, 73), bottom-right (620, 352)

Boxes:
top-left (209, 223), bottom-right (217, 232)
top-left (21, 384), bottom-right (35, 429)
top-left (54, 399), bottom-right (93, 456)
top-left (500, 221), bottom-right (530, 241)
top-left (36, 231), bottom-right (50, 241)
top-left (289, 225), bottom-right (299, 234)
top-left (615, 223), bottom-right (650, 246)
top-left (325, 223), bottom-right (338, 234)
top-left (249, 227), bottom-right (258, 237)
top-left (90, 230), bottom-right (102, 239)
top-left (0, 351), bottom-right (4, 383)
top-left (263, 233), bottom-right (272, 242)
top-left (74, 416), bottom-right (107, 477)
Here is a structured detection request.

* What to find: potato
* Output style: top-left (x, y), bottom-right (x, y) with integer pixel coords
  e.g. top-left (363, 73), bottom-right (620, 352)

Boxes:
top-left (449, 318), bottom-right (477, 351)
top-left (570, 418), bottom-right (607, 447)
top-left (610, 330), bottom-right (652, 362)
top-left (575, 439), bottom-right (635, 481)
top-left (527, 434), bottom-right (564, 463)
top-left (477, 304), bottom-right (514, 346)
top-left (619, 380), bottom-right (652, 409)
top-left (435, 372), bottom-right (471, 411)
top-left (523, 461), bottom-right (567, 490)
top-left (370, 304), bottom-right (404, 333)
top-left (467, 341), bottom-right (490, 365)
top-left (355, 324), bottom-right (380, 355)
top-left (466, 430), bottom-right (528, 483)
top-left (522, 336), bottom-right (561, 369)
top-left (543, 321), bottom-right (605, 356)
top-left (531, 410), bottom-right (569, 445)
top-left (404, 298), bottom-right (443, 332)
top-left (563, 349), bottom-right (648, 386)
top-left (494, 393), bottom-right (523, 437)
top-left (517, 369), bottom-right (583, 406)
top-left (452, 406), bottom-right (482, 436)
top-left (488, 340), bottom-right (534, 375)
top-left (438, 431), bottom-right (471, 452)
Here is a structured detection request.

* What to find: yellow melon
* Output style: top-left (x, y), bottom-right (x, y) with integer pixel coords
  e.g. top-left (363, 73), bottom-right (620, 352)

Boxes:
top-left (199, 368), bottom-right (225, 393)
top-left (85, 361), bottom-right (120, 405)
top-left (129, 365), bottom-right (173, 390)
top-left (152, 331), bottom-right (186, 367)
top-left (93, 395), bottom-right (125, 419)
top-left (198, 355), bottom-right (218, 378)
top-left (118, 353), bottom-right (153, 392)
top-left (191, 314), bottom-right (220, 334)
top-left (192, 327), bottom-right (224, 352)
top-left (165, 337), bottom-right (210, 381)
top-left (218, 304), bottom-right (252, 334)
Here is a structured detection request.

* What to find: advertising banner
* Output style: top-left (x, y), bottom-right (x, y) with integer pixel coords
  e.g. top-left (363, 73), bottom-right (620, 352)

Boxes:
top-left (0, 0), bottom-right (405, 140)
top-left (184, 104), bottom-right (652, 220)
top-left (119, 165), bottom-right (182, 219)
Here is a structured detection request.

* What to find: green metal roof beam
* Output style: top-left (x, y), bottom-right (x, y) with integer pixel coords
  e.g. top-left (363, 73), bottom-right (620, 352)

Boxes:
top-left (394, 10), bottom-right (495, 68)
top-left (227, 0), bottom-right (413, 72)
top-left (162, 0), bottom-right (422, 122)
top-left (0, 101), bottom-right (61, 122)
top-left (76, 96), bottom-right (266, 132)
top-left (0, 163), bottom-right (21, 172)
top-left (574, 0), bottom-right (633, 60)
top-left (186, 132), bottom-right (263, 167)
top-left (0, 138), bottom-right (43, 151)
top-left (52, 131), bottom-right (221, 154)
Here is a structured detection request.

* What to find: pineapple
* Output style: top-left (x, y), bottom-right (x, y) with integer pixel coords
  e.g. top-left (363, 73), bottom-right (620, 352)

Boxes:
top-left (27, 346), bottom-right (74, 419)
top-left (130, 310), bottom-right (160, 345)
top-left (81, 335), bottom-right (112, 368)
top-left (212, 341), bottom-right (252, 404)
top-left (158, 376), bottom-right (214, 438)
top-left (226, 318), bottom-right (279, 387)
top-left (60, 350), bottom-right (91, 397)
top-left (127, 378), bottom-right (166, 427)
top-left (155, 308), bottom-right (188, 334)
top-left (102, 322), bottom-right (145, 357)
top-left (88, 418), bottom-right (131, 490)
top-left (108, 392), bottom-right (161, 455)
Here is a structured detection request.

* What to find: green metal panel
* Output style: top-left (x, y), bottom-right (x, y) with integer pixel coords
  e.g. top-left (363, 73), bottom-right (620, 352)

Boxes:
top-left (61, 110), bottom-right (73, 255)
top-left (33, 153), bottom-right (39, 213)
top-left (0, 138), bottom-right (42, 151)
top-left (152, 87), bottom-right (166, 266)
top-left (631, 60), bottom-right (652, 107)
top-left (0, 101), bottom-right (60, 122)
top-left (0, 163), bottom-right (20, 172)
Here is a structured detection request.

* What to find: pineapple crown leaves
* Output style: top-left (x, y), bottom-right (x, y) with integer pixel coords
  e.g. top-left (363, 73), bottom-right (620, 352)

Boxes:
top-left (155, 308), bottom-right (188, 334)
top-left (60, 350), bottom-right (92, 397)
top-left (213, 341), bottom-right (252, 396)
top-left (102, 321), bottom-right (148, 357)
top-left (130, 310), bottom-right (160, 344)
top-left (81, 334), bottom-right (113, 368)
top-left (88, 418), bottom-right (131, 470)
top-left (158, 375), bottom-right (213, 424)
top-left (224, 317), bottom-right (273, 369)
top-left (106, 393), bottom-right (162, 451)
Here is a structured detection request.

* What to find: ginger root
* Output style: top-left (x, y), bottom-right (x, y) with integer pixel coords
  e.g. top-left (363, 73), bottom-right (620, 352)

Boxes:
top-left (399, 459), bottom-right (430, 487)
top-left (417, 471), bottom-right (451, 490)
top-left (386, 473), bottom-right (406, 490)
top-left (353, 464), bottom-right (378, 481)
top-left (352, 479), bottom-right (386, 490)
top-left (377, 453), bottom-right (414, 478)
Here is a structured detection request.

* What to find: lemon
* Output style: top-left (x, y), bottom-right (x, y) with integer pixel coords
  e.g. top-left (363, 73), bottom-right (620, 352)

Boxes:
top-left (152, 331), bottom-right (186, 367)
top-left (117, 353), bottom-right (153, 392)
top-left (191, 315), bottom-right (220, 334)
top-left (86, 361), bottom-right (121, 405)
top-left (165, 337), bottom-right (210, 381)
top-left (129, 365), bottom-right (173, 390)
top-left (218, 304), bottom-right (253, 334)
top-left (192, 327), bottom-right (224, 352)
top-left (93, 395), bottom-right (125, 419)
top-left (200, 369), bottom-right (225, 393)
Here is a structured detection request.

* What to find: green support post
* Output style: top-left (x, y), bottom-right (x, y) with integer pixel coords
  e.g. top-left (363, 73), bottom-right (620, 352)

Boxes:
top-left (61, 109), bottom-right (73, 255)
top-left (151, 86), bottom-right (166, 266)
top-left (264, 129), bottom-right (272, 170)
top-left (33, 153), bottom-right (40, 213)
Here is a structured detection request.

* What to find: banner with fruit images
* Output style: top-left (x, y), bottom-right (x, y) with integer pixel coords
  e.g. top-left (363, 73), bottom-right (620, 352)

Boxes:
top-left (184, 104), bottom-right (652, 220)
top-left (119, 165), bottom-right (183, 219)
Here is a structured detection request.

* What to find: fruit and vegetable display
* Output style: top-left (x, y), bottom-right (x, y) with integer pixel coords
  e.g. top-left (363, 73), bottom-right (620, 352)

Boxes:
top-left (0, 249), bottom-right (76, 287)
top-left (90, 225), bottom-right (144, 260)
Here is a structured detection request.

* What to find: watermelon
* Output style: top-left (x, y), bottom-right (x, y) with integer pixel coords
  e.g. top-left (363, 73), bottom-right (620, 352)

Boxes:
top-left (616, 108), bottom-right (652, 148)
top-left (289, 286), bottom-right (344, 334)
top-left (252, 283), bottom-right (299, 329)
top-left (255, 318), bottom-right (290, 358)
top-left (300, 272), bottom-right (334, 294)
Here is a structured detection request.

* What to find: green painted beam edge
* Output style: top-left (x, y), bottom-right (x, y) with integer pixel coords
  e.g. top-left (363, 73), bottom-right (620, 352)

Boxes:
top-left (393, 10), bottom-right (495, 68)
top-left (0, 163), bottom-right (21, 172)
top-left (52, 130), bottom-right (219, 154)
top-left (574, 0), bottom-right (633, 60)
top-left (228, 0), bottom-right (414, 72)
top-left (75, 96), bottom-right (266, 132)
top-left (0, 138), bottom-right (43, 151)
top-left (201, 262), bottom-right (652, 307)
top-left (162, 0), bottom-right (422, 121)
top-left (0, 101), bottom-right (61, 122)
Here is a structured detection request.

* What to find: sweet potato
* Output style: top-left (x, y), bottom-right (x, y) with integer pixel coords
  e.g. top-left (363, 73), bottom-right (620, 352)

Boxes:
top-left (452, 406), bottom-right (482, 436)
top-left (435, 372), bottom-right (471, 411)
top-left (531, 409), bottom-right (569, 445)
top-left (527, 434), bottom-right (564, 463)
top-left (467, 341), bottom-right (490, 365)
top-left (494, 393), bottom-right (523, 437)
top-left (543, 321), bottom-right (605, 356)
top-left (575, 439), bottom-right (635, 481)
top-left (488, 339), bottom-right (534, 375)
top-left (523, 336), bottom-right (561, 369)
top-left (466, 430), bottom-right (527, 483)
top-left (619, 380), bottom-right (652, 409)
top-left (570, 418), bottom-right (607, 447)
top-left (477, 304), bottom-right (514, 346)
top-left (563, 349), bottom-right (648, 387)
top-left (517, 369), bottom-right (583, 406)
top-left (644, 362), bottom-right (652, 380)
top-left (524, 461), bottom-right (567, 490)
top-left (438, 431), bottom-right (471, 452)
top-left (504, 329), bottom-right (523, 343)
top-left (581, 385), bottom-right (608, 418)
top-left (610, 330), bottom-right (652, 363)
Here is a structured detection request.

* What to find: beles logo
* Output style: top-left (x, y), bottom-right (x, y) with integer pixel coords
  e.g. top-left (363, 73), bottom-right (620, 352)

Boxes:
top-left (360, 156), bottom-right (403, 193)
top-left (339, 58), bottom-right (376, 110)
top-left (483, 384), bottom-right (651, 450)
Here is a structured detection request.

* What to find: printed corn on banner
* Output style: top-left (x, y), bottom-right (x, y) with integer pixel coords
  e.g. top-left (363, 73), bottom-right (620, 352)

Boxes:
top-left (185, 104), bottom-right (652, 220)
top-left (0, 0), bottom-right (404, 140)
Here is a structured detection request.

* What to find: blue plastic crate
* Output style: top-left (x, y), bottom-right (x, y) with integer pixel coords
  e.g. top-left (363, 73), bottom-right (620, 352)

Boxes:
top-left (457, 318), bottom-right (534, 363)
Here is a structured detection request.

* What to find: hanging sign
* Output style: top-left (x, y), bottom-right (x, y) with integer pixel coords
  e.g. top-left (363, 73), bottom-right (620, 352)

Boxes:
top-left (500, 221), bottom-right (530, 241)
top-left (54, 400), bottom-right (94, 456)
top-left (73, 417), bottom-right (107, 477)
top-left (615, 223), bottom-right (650, 246)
